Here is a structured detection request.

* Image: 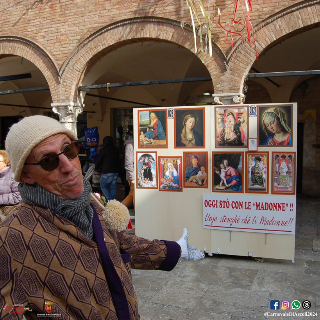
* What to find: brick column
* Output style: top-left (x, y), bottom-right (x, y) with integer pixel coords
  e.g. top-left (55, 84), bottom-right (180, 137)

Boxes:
top-left (212, 93), bottom-right (245, 105)
top-left (51, 102), bottom-right (83, 137)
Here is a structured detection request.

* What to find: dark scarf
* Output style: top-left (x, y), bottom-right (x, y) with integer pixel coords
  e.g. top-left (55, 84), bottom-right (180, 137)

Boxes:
top-left (18, 179), bottom-right (94, 239)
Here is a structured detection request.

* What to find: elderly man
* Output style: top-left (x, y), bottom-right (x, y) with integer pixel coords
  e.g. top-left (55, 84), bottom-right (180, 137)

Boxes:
top-left (0, 115), bottom-right (204, 319)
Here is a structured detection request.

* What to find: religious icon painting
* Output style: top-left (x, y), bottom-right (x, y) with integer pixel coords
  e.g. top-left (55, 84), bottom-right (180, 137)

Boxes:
top-left (158, 156), bottom-right (183, 192)
top-left (258, 104), bottom-right (293, 147)
top-left (271, 152), bottom-right (296, 195)
top-left (183, 152), bottom-right (208, 188)
top-left (246, 152), bottom-right (269, 194)
top-left (136, 152), bottom-right (157, 189)
top-left (138, 109), bottom-right (168, 148)
top-left (174, 107), bottom-right (205, 148)
top-left (215, 106), bottom-right (248, 148)
top-left (212, 152), bottom-right (244, 193)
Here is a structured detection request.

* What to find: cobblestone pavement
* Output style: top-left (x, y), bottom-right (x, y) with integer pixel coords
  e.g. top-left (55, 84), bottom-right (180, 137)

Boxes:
top-left (118, 187), bottom-right (320, 320)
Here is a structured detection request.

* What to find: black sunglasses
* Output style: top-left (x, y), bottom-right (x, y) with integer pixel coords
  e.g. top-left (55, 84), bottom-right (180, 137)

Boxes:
top-left (25, 141), bottom-right (80, 172)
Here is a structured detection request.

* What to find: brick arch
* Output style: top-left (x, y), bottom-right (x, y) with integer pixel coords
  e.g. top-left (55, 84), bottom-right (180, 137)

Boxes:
top-left (216, 1), bottom-right (320, 94)
top-left (60, 18), bottom-right (227, 102)
top-left (0, 36), bottom-right (60, 101)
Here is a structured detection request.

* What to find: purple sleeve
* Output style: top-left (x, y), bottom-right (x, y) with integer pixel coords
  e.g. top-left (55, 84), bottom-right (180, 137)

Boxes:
top-left (158, 240), bottom-right (181, 271)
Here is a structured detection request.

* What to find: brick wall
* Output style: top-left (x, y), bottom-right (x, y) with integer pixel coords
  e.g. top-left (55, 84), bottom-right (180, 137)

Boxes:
top-left (1, 0), bottom-right (319, 101)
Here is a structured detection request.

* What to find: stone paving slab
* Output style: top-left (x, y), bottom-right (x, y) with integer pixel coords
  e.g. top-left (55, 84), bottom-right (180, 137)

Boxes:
top-left (130, 195), bottom-right (320, 319)
top-left (313, 239), bottom-right (320, 251)
top-left (132, 252), bottom-right (320, 319)
top-left (295, 237), bottom-right (314, 249)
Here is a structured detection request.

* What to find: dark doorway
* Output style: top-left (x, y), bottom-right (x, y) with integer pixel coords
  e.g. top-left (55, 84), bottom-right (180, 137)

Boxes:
top-left (1, 116), bottom-right (22, 149)
top-left (296, 122), bottom-right (303, 194)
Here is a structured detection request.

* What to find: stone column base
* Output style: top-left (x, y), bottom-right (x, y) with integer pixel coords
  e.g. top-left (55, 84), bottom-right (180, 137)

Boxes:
top-left (212, 93), bottom-right (245, 105)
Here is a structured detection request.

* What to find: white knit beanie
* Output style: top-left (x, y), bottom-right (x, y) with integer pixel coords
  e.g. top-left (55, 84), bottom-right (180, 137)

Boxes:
top-left (5, 115), bottom-right (77, 182)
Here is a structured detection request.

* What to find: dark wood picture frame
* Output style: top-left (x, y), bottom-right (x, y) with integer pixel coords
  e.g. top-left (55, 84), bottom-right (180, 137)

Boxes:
top-left (174, 107), bottom-right (205, 148)
top-left (215, 106), bottom-right (248, 148)
top-left (257, 104), bottom-right (293, 147)
top-left (183, 152), bottom-right (208, 188)
top-left (271, 152), bottom-right (296, 195)
top-left (136, 152), bottom-right (157, 189)
top-left (158, 156), bottom-right (183, 191)
top-left (212, 151), bottom-right (244, 193)
top-left (138, 109), bottom-right (168, 148)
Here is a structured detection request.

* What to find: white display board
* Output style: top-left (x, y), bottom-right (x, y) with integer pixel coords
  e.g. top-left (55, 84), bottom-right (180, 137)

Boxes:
top-left (134, 103), bottom-right (297, 261)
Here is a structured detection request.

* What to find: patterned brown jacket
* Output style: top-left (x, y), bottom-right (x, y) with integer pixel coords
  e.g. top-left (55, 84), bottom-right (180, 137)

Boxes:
top-left (0, 196), bottom-right (180, 319)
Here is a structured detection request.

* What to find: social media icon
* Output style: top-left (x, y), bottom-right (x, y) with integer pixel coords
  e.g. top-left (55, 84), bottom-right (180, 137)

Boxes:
top-left (270, 300), bottom-right (280, 310)
top-left (302, 300), bottom-right (311, 310)
top-left (281, 300), bottom-right (290, 310)
top-left (292, 300), bottom-right (301, 309)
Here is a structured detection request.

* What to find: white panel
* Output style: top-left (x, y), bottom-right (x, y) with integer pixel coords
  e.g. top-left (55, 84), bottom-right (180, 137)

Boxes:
top-left (134, 103), bottom-right (297, 261)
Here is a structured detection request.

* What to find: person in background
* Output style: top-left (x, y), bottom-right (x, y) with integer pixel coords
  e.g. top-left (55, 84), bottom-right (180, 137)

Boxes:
top-left (122, 125), bottom-right (134, 208)
top-left (1, 115), bottom-right (204, 319)
top-left (0, 149), bottom-right (21, 223)
top-left (95, 136), bottom-right (119, 201)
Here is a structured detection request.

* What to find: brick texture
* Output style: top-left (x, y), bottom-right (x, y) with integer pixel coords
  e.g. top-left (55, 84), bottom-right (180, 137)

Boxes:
top-left (0, 0), bottom-right (319, 102)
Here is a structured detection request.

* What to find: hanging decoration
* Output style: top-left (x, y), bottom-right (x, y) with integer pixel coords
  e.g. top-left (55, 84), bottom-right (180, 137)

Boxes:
top-left (181, 0), bottom-right (214, 57)
top-left (218, 0), bottom-right (258, 59)
top-left (181, 0), bottom-right (257, 59)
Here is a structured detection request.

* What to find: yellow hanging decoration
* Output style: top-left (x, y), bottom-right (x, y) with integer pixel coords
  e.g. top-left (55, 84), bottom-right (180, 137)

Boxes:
top-left (183, 0), bottom-right (217, 57)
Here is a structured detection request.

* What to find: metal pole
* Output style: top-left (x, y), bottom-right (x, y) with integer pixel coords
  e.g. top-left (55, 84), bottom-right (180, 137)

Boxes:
top-left (0, 102), bottom-right (95, 112)
top-left (0, 73), bottom-right (31, 82)
top-left (0, 86), bottom-right (49, 95)
top-left (85, 93), bottom-right (161, 107)
top-left (247, 70), bottom-right (320, 78)
top-left (78, 76), bottom-right (212, 91)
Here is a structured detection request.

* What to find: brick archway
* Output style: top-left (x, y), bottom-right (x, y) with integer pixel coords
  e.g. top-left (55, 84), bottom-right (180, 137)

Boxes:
top-left (0, 37), bottom-right (60, 101)
top-left (216, 1), bottom-right (320, 94)
top-left (59, 18), bottom-right (227, 102)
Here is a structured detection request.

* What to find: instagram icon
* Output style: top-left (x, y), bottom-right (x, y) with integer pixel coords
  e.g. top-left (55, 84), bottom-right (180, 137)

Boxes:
top-left (281, 300), bottom-right (290, 310)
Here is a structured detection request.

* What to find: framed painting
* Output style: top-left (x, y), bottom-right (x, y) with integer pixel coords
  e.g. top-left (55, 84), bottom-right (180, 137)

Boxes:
top-left (138, 109), bottom-right (168, 148)
top-left (212, 152), bottom-right (244, 192)
top-left (271, 152), bottom-right (296, 195)
top-left (158, 156), bottom-right (183, 191)
top-left (136, 152), bottom-right (157, 189)
top-left (215, 106), bottom-right (248, 148)
top-left (174, 107), bottom-right (205, 148)
top-left (258, 104), bottom-right (293, 147)
top-left (183, 152), bottom-right (208, 188)
top-left (246, 152), bottom-right (269, 193)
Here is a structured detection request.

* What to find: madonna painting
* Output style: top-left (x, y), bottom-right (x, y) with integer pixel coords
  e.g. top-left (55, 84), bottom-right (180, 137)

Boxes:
top-left (138, 109), bottom-right (167, 148)
top-left (158, 156), bottom-right (182, 191)
top-left (174, 108), bottom-right (205, 148)
top-left (215, 107), bottom-right (248, 148)
top-left (258, 105), bottom-right (292, 146)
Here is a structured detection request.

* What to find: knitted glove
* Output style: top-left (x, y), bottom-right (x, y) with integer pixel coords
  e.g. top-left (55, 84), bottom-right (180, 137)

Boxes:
top-left (176, 228), bottom-right (205, 260)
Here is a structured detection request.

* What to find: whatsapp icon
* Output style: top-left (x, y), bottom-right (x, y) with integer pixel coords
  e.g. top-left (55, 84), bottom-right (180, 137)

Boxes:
top-left (292, 300), bottom-right (301, 309)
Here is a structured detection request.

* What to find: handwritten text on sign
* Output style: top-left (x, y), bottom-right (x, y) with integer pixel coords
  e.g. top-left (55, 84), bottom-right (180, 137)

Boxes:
top-left (203, 194), bottom-right (296, 234)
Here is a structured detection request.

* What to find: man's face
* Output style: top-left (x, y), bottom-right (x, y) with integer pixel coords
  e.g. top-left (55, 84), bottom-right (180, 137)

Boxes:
top-left (21, 133), bottom-right (84, 200)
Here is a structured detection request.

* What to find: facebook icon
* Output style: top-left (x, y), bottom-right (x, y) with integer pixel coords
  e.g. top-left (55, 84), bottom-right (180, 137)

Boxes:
top-left (270, 300), bottom-right (280, 310)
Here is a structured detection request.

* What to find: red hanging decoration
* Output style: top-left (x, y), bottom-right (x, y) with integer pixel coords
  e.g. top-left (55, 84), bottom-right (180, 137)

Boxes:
top-left (218, 0), bottom-right (258, 59)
